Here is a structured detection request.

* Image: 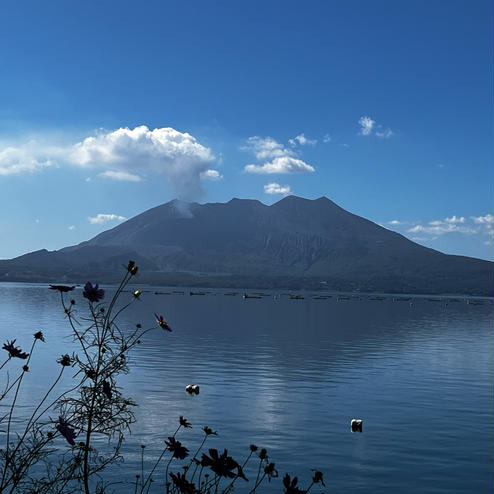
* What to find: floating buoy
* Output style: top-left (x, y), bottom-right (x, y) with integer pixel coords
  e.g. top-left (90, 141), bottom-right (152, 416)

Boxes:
top-left (185, 384), bottom-right (200, 395)
top-left (351, 419), bottom-right (362, 432)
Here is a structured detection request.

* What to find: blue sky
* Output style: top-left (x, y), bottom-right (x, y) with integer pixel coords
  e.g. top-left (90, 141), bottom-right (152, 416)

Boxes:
top-left (0, 0), bottom-right (492, 260)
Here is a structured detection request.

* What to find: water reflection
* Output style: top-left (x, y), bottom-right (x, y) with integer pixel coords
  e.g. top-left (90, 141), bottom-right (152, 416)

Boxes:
top-left (0, 284), bottom-right (492, 493)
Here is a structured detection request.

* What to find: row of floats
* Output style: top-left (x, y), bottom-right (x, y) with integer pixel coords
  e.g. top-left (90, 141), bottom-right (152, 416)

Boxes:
top-left (122, 289), bottom-right (490, 305)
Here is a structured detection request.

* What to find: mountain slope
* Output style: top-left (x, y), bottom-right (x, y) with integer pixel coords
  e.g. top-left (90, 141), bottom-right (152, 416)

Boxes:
top-left (0, 196), bottom-right (492, 295)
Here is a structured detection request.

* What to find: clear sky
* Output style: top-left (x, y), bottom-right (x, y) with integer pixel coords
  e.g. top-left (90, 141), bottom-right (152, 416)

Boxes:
top-left (0, 0), bottom-right (492, 260)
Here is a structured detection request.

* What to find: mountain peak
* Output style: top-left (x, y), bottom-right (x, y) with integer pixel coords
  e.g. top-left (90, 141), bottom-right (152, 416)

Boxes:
top-left (271, 195), bottom-right (341, 211)
top-left (228, 197), bottom-right (263, 204)
top-left (2, 195), bottom-right (491, 295)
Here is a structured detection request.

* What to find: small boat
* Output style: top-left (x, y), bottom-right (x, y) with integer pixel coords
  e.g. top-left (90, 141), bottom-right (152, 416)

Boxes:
top-left (427, 298), bottom-right (442, 302)
top-left (243, 293), bottom-right (262, 299)
top-left (154, 291), bottom-right (171, 295)
top-left (370, 296), bottom-right (385, 301)
top-left (289, 295), bottom-right (305, 300)
top-left (337, 295), bottom-right (350, 301)
top-left (189, 291), bottom-right (206, 296)
top-left (312, 295), bottom-right (329, 300)
top-left (393, 297), bottom-right (411, 302)
top-left (467, 300), bottom-right (484, 306)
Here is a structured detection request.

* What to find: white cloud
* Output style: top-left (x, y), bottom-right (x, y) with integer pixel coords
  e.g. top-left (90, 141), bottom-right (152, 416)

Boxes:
top-left (358, 116), bottom-right (394, 138)
top-left (242, 136), bottom-right (315, 175)
top-left (358, 116), bottom-right (375, 136)
top-left (407, 222), bottom-right (476, 236)
top-left (35, 219), bottom-right (40, 224)
top-left (200, 169), bottom-right (223, 180)
top-left (0, 145), bottom-right (56, 175)
top-left (70, 126), bottom-right (214, 200)
top-left (99, 170), bottom-right (142, 182)
top-left (289, 133), bottom-right (317, 146)
top-left (470, 214), bottom-right (494, 238)
top-left (471, 214), bottom-right (494, 224)
top-left (0, 126), bottom-right (216, 200)
top-left (375, 129), bottom-right (394, 139)
top-left (264, 182), bottom-right (292, 195)
top-left (88, 214), bottom-right (126, 225)
top-left (241, 136), bottom-right (293, 160)
top-left (68, 225), bottom-right (75, 230)
top-left (411, 236), bottom-right (435, 242)
top-left (392, 213), bottom-right (494, 241)
top-left (323, 134), bottom-right (331, 143)
top-left (245, 156), bottom-right (315, 174)
top-left (444, 215), bottom-right (465, 224)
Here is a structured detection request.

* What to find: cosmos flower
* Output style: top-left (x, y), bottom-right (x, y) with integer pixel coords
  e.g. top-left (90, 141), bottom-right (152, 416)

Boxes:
top-left (2, 340), bottom-right (29, 359)
top-left (56, 417), bottom-right (77, 446)
top-left (57, 354), bottom-right (72, 367)
top-left (282, 474), bottom-right (306, 494)
top-left (179, 416), bottom-right (192, 428)
top-left (169, 472), bottom-right (196, 494)
top-left (203, 426), bottom-right (217, 436)
top-left (33, 331), bottom-right (45, 342)
top-left (49, 285), bottom-right (75, 293)
top-left (83, 282), bottom-right (105, 303)
top-left (127, 260), bottom-right (139, 275)
top-left (265, 462), bottom-right (278, 482)
top-left (312, 470), bottom-right (325, 487)
top-left (165, 437), bottom-right (189, 460)
top-left (155, 314), bottom-right (172, 332)
top-left (200, 449), bottom-right (239, 479)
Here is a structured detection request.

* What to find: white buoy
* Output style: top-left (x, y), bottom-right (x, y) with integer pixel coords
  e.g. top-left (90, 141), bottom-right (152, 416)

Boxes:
top-left (185, 384), bottom-right (200, 395)
top-left (351, 419), bottom-right (363, 432)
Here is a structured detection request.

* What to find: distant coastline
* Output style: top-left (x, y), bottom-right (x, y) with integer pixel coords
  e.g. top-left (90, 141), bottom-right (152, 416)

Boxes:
top-left (0, 272), bottom-right (493, 298)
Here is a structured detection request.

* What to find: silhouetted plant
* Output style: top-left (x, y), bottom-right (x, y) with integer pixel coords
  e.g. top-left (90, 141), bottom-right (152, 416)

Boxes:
top-left (0, 262), bottom-right (325, 493)
top-left (0, 261), bottom-right (165, 493)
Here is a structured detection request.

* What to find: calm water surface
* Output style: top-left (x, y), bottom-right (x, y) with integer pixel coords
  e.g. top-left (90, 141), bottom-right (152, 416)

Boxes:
top-left (0, 283), bottom-right (492, 493)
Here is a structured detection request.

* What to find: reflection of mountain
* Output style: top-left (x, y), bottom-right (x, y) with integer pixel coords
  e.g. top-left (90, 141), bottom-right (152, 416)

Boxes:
top-left (1, 196), bottom-right (492, 295)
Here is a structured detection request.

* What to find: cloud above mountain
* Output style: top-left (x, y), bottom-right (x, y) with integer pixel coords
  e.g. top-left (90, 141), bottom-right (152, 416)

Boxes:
top-left (0, 126), bottom-right (220, 201)
top-left (242, 136), bottom-right (315, 174)
top-left (70, 126), bottom-right (216, 200)
top-left (264, 182), bottom-right (292, 195)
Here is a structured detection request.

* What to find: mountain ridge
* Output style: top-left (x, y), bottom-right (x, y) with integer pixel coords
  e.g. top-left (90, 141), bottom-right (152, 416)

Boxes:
top-left (0, 195), bottom-right (492, 295)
